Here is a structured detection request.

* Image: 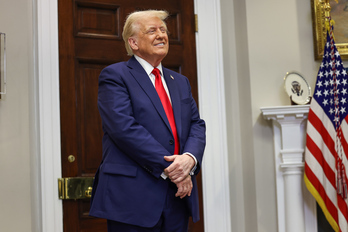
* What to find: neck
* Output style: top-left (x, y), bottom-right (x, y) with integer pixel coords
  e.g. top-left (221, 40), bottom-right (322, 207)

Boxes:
top-left (133, 53), bottom-right (163, 68)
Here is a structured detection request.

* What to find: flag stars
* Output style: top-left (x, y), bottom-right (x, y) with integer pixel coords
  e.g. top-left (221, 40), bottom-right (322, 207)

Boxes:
top-left (313, 32), bottom-right (348, 126)
top-left (336, 70), bottom-right (341, 77)
top-left (342, 79), bottom-right (347, 86)
top-left (317, 81), bottom-right (323, 88)
top-left (323, 99), bottom-right (329, 106)
top-left (342, 69), bottom-right (347, 76)
top-left (315, 90), bottom-right (322, 97)
top-left (335, 51), bottom-right (340, 57)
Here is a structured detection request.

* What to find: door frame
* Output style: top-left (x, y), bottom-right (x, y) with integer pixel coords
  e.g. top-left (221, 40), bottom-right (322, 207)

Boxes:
top-left (32, 0), bottom-right (231, 231)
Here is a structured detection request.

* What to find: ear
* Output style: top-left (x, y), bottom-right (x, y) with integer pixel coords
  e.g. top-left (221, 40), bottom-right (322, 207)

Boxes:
top-left (128, 37), bottom-right (138, 51)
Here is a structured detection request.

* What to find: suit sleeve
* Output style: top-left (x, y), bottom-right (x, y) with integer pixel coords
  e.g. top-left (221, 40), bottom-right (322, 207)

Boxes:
top-left (97, 66), bottom-right (171, 178)
top-left (181, 77), bottom-right (206, 175)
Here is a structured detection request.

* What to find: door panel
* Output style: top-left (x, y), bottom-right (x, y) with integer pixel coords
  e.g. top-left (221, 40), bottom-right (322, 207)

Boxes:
top-left (59, 0), bottom-right (202, 231)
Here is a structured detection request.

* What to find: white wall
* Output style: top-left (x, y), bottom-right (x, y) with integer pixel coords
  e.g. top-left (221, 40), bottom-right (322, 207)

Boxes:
top-left (247, 1), bottom-right (319, 231)
top-left (220, 0), bottom-right (258, 231)
top-left (221, 0), bottom-right (347, 231)
top-left (0, 0), bottom-right (33, 231)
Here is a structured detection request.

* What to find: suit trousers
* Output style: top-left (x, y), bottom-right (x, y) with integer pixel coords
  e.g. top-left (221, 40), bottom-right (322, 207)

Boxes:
top-left (107, 182), bottom-right (189, 232)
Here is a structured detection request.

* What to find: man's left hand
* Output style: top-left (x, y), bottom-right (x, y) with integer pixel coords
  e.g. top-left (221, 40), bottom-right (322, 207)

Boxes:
top-left (164, 154), bottom-right (195, 184)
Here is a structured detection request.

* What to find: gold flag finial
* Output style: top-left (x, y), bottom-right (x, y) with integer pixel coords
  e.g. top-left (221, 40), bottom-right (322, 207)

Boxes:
top-left (322, 0), bottom-right (335, 34)
top-left (324, 0), bottom-right (331, 19)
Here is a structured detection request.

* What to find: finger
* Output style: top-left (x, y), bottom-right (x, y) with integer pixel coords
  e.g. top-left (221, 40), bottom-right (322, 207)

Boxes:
top-left (164, 155), bottom-right (176, 162)
top-left (175, 188), bottom-right (184, 198)
top-left (188, 184), bottom-right (192, 196)
top-left (177, 189), bottom-right (187, 199)
top-left (170, 169), bottom-right (188, 180)
top-left (164, 160), bottom-right (180, 174)
top-left (181, 187), bottom-right (189, 199)
top-left (171, 176), bottom-right (185, 184)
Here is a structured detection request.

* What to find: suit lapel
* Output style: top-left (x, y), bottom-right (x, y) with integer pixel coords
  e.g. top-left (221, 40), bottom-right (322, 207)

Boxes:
top-left (126, 57), bottom-right (171, 131)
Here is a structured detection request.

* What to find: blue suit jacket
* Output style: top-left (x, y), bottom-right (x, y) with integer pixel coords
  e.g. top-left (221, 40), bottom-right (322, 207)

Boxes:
top-left (89, 56), bottom-right (206, 227)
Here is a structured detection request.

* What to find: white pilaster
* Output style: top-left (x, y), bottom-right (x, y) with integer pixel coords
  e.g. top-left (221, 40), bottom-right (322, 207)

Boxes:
top-left (35, 0), bottom-right (62, 231)
top-left (195, 0), bottom-right (231, 231)
top-left (261, 105), bottom-right (317, 232)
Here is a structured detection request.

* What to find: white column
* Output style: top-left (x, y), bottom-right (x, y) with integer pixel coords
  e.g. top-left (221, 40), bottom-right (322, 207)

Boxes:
top-left (281, 152), bottom-right (306, 232)
top-left (261, 105), bottom-right (317, 232)
top-left (195, 0), bottom-right (231, 232)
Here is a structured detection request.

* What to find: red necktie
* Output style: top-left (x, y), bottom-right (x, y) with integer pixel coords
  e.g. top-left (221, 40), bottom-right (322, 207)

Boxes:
top-left (152, 68), bottom-right (179, 154)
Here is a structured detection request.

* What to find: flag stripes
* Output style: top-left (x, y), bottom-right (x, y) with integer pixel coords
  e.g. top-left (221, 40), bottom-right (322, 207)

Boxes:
top-left (304, 17), bottom-right (348, 232)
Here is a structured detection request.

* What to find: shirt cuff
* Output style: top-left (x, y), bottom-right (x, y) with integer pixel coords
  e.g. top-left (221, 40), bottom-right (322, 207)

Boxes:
top-left (184, 152), bottom-right (197, 176)
top-left (161, 172), bottom-right (168, 179)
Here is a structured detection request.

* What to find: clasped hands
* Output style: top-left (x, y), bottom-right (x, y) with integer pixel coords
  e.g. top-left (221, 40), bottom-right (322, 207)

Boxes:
top-left (164, 154), bottom-right (195, 199)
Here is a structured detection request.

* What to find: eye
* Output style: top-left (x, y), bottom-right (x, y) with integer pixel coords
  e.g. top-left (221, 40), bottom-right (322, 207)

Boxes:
top-left (145, 27), bottom-right (157, 34)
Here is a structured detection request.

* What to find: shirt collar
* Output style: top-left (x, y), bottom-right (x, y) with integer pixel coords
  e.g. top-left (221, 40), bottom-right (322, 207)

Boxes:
top-left (134, 55), bottom-right (163, 76)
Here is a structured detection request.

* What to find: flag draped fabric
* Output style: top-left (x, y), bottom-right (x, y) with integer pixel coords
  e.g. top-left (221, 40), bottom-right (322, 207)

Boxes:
top-left (304, 20), bottom-right (348, 232)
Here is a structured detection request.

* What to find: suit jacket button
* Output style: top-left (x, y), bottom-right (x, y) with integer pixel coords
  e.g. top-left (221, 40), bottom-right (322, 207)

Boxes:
top-left (169, 140), bottom-right (174, 145)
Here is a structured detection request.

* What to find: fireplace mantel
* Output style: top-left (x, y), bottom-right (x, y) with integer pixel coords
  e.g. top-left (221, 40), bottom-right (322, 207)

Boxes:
top-left (261, 105), bottom-right (317, 232)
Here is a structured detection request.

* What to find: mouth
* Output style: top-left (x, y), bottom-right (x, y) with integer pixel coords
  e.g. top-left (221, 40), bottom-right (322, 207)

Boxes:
top-left (154, 42), bottom-right (165, 47)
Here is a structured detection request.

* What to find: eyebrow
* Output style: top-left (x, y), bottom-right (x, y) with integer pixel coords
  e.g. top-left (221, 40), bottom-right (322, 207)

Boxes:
top-left (146, 25), bottom-right (166, 31)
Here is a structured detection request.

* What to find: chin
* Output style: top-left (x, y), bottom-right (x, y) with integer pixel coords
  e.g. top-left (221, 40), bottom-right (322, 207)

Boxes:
top-left (154, 51), bottom-right (168, 59)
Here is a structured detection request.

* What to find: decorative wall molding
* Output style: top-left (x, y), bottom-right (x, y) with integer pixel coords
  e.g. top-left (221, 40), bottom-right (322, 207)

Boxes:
top-left (261, 105), bottom-right (317, 232)
top-left (35, 0), bottom-right (62, 231)
top-left (195, 0), bottom-right (231, 231)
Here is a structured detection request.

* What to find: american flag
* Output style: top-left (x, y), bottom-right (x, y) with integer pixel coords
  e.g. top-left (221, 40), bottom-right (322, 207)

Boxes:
top-left (304, 20), bottom-right (348, 232)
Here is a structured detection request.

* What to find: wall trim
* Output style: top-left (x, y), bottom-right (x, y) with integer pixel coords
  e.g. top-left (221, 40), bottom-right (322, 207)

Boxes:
top-left (35, 0), bottom-right (230, 231)
top-left (35, 0), bottom-right (63, 231)
top-left (195, 0), bottom-right (232, 231)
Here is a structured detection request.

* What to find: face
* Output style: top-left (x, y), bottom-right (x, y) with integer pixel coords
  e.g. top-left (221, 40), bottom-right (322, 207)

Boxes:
top-left (129, 16), bottom-right (169, 67)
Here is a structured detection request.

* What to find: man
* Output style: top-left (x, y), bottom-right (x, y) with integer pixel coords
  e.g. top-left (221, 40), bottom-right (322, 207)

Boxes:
top-left (89, 10), bottom-right (206, 232)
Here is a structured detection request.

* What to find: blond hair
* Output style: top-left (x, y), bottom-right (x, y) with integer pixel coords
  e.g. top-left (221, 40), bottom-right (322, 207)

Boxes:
top-left (122, 10), bottom-right (169, 56)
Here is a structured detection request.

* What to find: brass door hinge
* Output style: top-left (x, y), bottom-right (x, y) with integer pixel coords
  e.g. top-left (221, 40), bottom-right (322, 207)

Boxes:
top-left (195, 14), bottom-right (198, 32)
top-left (58, 177), bottom-right (94, 200)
